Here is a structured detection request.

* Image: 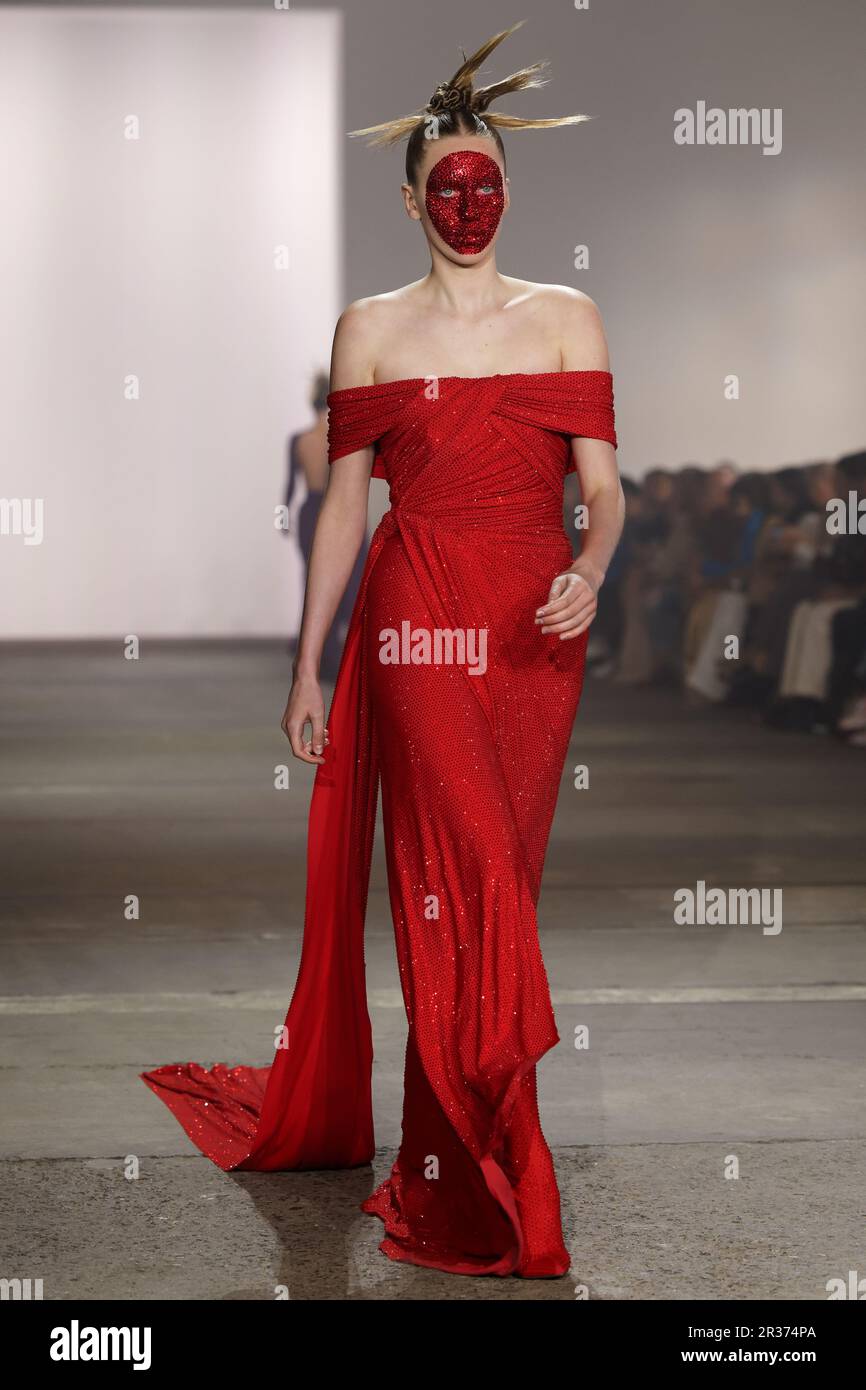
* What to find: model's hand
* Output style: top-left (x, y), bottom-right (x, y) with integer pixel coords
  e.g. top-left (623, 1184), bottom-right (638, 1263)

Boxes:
top-left (536, 560), bottom-right (603, 640)
top-left (282, 673), bottom-right (329, 764)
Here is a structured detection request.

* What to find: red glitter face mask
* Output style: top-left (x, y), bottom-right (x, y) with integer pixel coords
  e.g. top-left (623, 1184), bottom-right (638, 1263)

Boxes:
top-left (424, 149), bottom-right (505, 255)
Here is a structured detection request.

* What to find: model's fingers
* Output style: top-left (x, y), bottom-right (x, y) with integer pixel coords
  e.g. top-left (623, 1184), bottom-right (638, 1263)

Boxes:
top-left (565, 602), bottom-right (600, 637)
top-left (539, 584), bottom-right (571, 612)
top-left (567, 610), bottom-right (597, 637)
top-left (288, 716), bottom-right (322, 764)
top-left (300, 711), bottom-right (326, 764)
top-left (537, 573), bottom-right (580, 617)
top-left (540, 594), bottom-right (596, 633)
top-left (537, 595), bottom-right (570, 620)
top-left (548, 588), bottom-right (593, 619)
top-left (287, 718), bottom-right (306, 758)
top-left (310, 713), bottom-right (325, 756)
top-left (301, 726), bottom-right (326, 764)
top-left (543, 607), bottom-right (594, 634)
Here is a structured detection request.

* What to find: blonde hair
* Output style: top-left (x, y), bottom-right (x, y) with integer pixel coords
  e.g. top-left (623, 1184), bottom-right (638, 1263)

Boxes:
top-left (349, 21), bottom-right (589, 178)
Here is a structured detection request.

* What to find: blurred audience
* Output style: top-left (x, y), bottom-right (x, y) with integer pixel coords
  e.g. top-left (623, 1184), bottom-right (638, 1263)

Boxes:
top-left (587, 451), bottom-right (866, 747)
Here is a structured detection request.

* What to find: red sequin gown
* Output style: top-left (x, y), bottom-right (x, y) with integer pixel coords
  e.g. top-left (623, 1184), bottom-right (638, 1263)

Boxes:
top-left (142, 370), bottom-right (617, 1277)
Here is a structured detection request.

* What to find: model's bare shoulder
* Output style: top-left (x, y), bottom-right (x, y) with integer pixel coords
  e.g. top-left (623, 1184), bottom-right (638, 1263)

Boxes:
top-left (532, 284), bottom-right (610, 372)
top-left (330, 297), bottom-right (386, 390)
top-left (330, 286), bottom-right (424, 390)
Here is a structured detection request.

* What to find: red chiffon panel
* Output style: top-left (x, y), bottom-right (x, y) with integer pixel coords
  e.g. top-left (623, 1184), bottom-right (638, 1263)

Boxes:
top-left (141, 552), bottom-right (379, 1172)
top-left (142, 370), bottom-right (617, 1277)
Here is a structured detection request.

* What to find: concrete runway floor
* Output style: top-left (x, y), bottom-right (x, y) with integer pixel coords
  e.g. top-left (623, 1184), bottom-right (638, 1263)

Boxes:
top-left (1, 642), bottom-right (864, 1300)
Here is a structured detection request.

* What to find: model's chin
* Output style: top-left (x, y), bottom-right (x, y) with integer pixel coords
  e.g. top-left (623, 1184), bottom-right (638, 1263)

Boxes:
top-left (452, 242), bottom-right (493, 257)
top-left (423, 220), bottom-right (502, 261)
top-left (443, 235), bottom-right (498, 260)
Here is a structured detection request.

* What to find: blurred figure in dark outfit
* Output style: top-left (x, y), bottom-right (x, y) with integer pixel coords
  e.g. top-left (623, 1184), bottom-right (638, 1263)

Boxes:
top-left (284, 372), bottom-right (368, 681)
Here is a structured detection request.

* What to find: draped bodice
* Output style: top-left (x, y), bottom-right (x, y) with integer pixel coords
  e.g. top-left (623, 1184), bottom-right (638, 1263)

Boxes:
top-left (327, 371), bottom-right (617, 533)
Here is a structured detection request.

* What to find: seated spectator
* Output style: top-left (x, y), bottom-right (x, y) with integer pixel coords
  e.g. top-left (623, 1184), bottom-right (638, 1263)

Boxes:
top-left (588, 448), bottom-right (866, 749)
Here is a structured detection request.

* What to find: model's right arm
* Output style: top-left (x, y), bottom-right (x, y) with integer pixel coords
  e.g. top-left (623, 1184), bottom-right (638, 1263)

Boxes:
top-left (281, 302), bottom-right (377, 764)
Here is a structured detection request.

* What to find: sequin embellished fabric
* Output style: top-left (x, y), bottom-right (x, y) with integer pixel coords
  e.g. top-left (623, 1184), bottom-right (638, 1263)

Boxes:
top-left (142, 370), bottom-right (617, 1278)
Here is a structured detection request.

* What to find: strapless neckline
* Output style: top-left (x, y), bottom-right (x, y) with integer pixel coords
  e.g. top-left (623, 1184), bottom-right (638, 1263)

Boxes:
top-left (328, 369), bottom-right (612, 399)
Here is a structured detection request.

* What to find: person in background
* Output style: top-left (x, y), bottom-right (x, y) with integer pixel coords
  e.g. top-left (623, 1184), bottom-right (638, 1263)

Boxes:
top-left (284, 371), bottom-right (368, 681)
top-left (586, 449), bottom-right (865, 750)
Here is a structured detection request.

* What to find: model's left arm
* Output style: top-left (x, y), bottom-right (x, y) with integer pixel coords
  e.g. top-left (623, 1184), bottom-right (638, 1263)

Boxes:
top-left (537, 292), bottom-right (625, 641)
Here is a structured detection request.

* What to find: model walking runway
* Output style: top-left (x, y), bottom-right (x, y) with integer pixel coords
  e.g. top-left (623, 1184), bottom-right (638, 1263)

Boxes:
top-left (142, 22), bottom-right (624, 1278)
